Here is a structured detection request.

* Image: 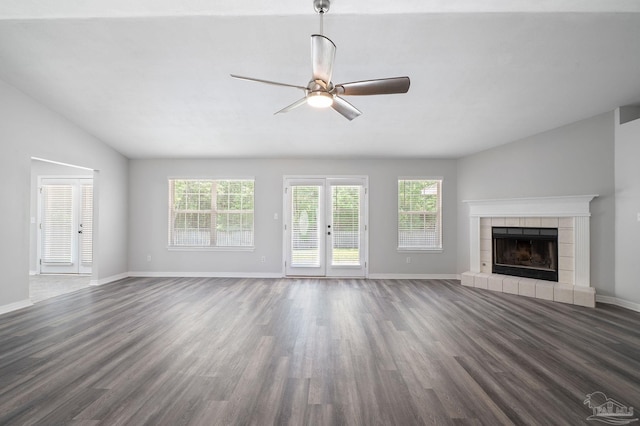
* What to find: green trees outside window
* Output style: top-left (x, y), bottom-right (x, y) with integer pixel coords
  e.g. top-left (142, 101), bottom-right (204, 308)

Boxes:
top-left (169, 179), bottom-right (254, 247)
top-left (398, 179), bottom-right (442, 250)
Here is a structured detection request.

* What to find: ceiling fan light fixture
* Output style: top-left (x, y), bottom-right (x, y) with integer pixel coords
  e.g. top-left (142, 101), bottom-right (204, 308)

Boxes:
top-left (306, 91), bottom-right (333, 108)
top-left (230, 0), bottom-right (410, 120)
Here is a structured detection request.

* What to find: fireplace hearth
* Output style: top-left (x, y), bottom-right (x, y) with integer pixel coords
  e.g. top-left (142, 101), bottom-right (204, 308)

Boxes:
top-left (492, 227), bottom-right (558, 282)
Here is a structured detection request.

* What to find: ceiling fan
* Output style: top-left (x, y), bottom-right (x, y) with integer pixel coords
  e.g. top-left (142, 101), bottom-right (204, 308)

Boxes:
top-left (231, 0), bottom-right (410, 121)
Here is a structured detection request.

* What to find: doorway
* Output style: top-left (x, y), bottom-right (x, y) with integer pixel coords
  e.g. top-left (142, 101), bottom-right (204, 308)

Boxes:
top-left (38, 177), bottom-right (93, 275)
top-left (284, 176), bottom-right (368, 277)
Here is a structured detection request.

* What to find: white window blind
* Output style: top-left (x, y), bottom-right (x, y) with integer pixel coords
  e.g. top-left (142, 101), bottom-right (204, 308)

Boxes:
top-left (331, 185), bottom-right (360, 266)
top-left (398, 179), bottom-right (442, 250)
top-left (291, 185), bottom-right (320, 266)
top-left (42, 185), bottom-right (74, 264)
top-left (168, 179), bottom-right (254, 248)
top-left (81, 184), bottom-right (93, 265)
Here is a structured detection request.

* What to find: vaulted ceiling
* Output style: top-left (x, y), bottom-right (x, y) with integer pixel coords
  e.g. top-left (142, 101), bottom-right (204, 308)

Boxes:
top-left (1, 1), bottom-right (639, 159)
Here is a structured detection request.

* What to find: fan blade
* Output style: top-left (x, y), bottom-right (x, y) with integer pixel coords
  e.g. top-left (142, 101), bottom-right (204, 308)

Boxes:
top-left (275, 97), bottom-right (308, 115)
top-left (331, 96), bottom-right (362, 121)
top-left (335, 76), bottom-right (410, 96)
top-left (311, 35), bottom-right (336, 84)
top-left (230, 74), bottom-right (306, 90)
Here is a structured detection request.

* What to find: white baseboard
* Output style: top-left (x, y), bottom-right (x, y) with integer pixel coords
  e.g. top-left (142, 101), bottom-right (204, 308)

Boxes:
top-left (90, 272), bottom-right (130, 286)
top-left (128, 271), bottom-right (283, 279)
top-left (596, 295), bottom-right (640, 313)
top-left (0, 299), bottom-right (33, 316)
top-left (368, 273), bottom-right (459, 280)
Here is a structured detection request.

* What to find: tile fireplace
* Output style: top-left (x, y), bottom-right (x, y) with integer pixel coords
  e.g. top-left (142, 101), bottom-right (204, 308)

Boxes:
top-left (462, 195), bottom-right (597, 307)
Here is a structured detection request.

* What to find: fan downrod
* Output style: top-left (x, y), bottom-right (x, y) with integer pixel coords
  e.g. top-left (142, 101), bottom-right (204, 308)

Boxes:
top-left (314, 0), bottom-right (330, 14)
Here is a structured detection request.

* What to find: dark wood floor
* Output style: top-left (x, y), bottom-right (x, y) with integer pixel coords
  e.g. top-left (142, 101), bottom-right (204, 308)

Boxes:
top-left (0, 278), bottom-right (639, 425)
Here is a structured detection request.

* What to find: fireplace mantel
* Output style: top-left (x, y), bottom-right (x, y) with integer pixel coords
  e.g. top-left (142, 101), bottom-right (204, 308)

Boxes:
top-left (464, 195), bottom-right (598, 218)
top-left (462, 195), bottom-right (598, 307)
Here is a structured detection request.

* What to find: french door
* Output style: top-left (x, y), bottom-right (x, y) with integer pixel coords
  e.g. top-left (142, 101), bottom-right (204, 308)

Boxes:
top-left (39, 178), bottom-right (93, 274)
top-left (284, 177), bottom-right (367, 277)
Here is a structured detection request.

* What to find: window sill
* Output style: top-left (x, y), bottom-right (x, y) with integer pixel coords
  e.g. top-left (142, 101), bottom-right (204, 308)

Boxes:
top-left (397, 248), bottom-right (443, 254)
top-left (167, 246), bottom-right (255, 252)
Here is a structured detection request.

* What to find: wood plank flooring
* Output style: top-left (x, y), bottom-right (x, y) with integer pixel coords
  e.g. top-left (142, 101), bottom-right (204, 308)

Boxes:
top-left (0, 277), bottom-right (639, 425)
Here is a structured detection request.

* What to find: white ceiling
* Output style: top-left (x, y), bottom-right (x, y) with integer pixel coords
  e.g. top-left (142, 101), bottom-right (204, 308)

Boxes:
top-left (1, 1), bottom-right (639, 159)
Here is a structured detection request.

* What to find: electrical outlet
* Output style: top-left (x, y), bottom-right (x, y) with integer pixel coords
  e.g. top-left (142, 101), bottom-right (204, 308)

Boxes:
top-left (261, 256), bottom-right (266, 263)
top-left (406, 256), bottom-right (411, 264)
top-left (147, 255), bottom-right (151, 262)
top-left (637, 212), bottom-right (640, 222)
top-left (274, 213), bottom-right (279, 220)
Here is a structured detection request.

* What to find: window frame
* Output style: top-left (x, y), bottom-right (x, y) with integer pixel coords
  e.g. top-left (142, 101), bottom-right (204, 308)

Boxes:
top-left (397, 177), bottom-right (443, 252)
top-left (167, 177), bottom-right (255, 251)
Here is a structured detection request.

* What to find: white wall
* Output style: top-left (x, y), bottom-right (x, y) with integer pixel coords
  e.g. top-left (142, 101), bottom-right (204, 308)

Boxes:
top-left (457, 112), bottom-right (616, 297)
top-left (0, 78), bottom-right (129, 310)
top-left (614, 109), bottom-right (640, 304)
top-left (128, 158), bottom-right (458, 277)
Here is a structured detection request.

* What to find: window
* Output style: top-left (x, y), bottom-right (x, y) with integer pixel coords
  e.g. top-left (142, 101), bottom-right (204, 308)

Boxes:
top-left (398, 178), bottom-right (442, 250)
top-left (168, 179), bottom-right (254, 248)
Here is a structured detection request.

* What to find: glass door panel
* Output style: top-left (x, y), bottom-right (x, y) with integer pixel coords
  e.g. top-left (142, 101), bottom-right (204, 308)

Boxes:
top-left (285, 180), bottom-right (325, 276)
top-left (326, 181), bottom-right (365, 277)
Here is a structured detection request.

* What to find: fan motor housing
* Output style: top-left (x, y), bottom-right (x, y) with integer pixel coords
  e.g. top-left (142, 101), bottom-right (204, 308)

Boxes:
top-left (314, 0), bottom-right (330, 14)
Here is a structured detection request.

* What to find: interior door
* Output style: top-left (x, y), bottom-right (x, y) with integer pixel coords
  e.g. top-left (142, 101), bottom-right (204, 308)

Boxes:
top-left (39, 178), bottom-right (93, 274)
top-left (284, 177), bottom-right (367, 277)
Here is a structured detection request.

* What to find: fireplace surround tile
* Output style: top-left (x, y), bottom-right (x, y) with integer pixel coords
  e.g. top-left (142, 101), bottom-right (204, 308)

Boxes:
top-left (574, 287), bottom-right (596, 308)
top-left (536, 281), bottom-right (555, 301)
top-left (558, 228), bottom-right (574, 244)
top-left (525, 217), bottom-right (542, 227)
top-left (463, 271), bottom-right (596, 307)
top-left (503, 277), bottom-right (519, 294)
top-left (559, 256), bottom-right (574, 271)
top-left (461, 272), bottom-right (475, 287)
top-left (491, 217), bottom-right (506, 226)
top-left (554, 284), bottom-right (574, 304)
top-left (518, 278), bottom-right (537, 298)
top-left (474, 273), bottom-right (490, 289)
top-left (506, 217), bottom-right (520, 226)
top-left (541, 217), bottom-right (559, 228)
top-left (488, 275), bottom-right (504, 292)
top-left (558, 243), bottom-right (573, 257)
top-left (480, 225), bottom-right (491, 239)
top-left (559, 217), bottom-right (574, 228)
top-left (558, 270), bottom-right (573, 285)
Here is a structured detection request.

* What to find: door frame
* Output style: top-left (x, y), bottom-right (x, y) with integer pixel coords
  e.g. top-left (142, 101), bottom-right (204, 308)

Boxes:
top-left (37, 176), bottom-right (94, 275)
top-left (282, 175), bottom-right (369, 278)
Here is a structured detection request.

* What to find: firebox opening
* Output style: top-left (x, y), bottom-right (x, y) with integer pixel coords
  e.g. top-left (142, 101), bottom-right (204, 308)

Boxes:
top-left (492, 227), bottom-right (558, 282)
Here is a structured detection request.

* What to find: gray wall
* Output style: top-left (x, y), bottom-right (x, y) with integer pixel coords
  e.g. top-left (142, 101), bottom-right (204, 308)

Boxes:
top-left (614, 110), bottom-right (640, 304)
top-left (0, 78), bottom-right (129, 308)
top-left (457, 112), bottom-right (616, 297)
top-left (128, 158), bottom-right (458, 276)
